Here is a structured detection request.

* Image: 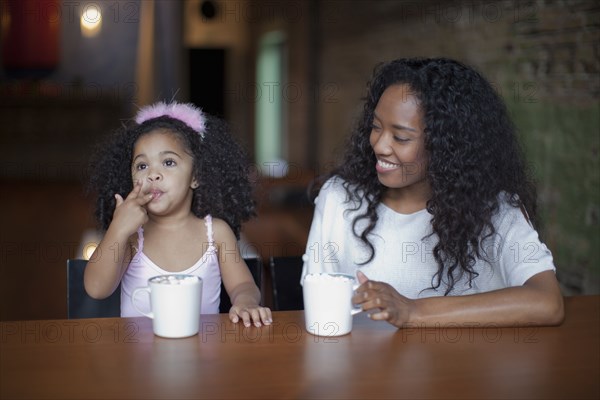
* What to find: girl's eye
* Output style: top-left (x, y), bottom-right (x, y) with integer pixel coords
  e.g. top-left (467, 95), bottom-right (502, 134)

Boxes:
top-left (164, 159), bottom-right (177, 167)
top-left (134, 163), bottom-right (147, 171)
top-left (394, 136), bottom-right (410, 143)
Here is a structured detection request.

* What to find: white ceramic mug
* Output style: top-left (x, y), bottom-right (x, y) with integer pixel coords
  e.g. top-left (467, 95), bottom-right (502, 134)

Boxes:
top-left (303, 272), bottom-right (362, 337)
top-left (132, 274), bottom-right (202, 338)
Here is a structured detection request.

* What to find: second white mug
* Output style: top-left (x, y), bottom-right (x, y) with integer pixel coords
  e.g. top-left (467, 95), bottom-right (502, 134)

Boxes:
top-left (303, 272), bottom-right (362, 337)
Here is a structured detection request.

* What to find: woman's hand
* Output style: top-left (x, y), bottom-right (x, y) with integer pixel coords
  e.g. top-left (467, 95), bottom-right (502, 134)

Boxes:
top-left (229, 303), bottom-right (273, 328)
top-left (352, 271), bottom-right (416, 328)
top-left (353, 270), bottom-right (564, 328)
top-left (112, 181), bottom-right (154, 237)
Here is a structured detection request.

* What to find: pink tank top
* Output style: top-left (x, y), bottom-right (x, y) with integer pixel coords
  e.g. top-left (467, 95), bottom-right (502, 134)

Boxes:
top-left (120, 215), bottom-right (222, 317)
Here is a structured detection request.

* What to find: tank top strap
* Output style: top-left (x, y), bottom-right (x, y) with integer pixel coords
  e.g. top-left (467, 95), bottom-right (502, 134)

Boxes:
top-left (204, 215), bottom-right (215, 247)
top-left (135, 226), bottom-right (144, 254)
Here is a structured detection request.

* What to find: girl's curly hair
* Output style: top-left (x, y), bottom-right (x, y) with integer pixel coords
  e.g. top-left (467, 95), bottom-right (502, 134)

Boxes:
top-left (330, 57), bottom-right (538, 295)
top-left (87, 114), bottom-right (255, 239)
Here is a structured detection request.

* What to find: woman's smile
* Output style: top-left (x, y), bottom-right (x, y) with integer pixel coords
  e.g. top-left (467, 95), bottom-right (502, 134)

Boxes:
top-left (376, 158), bottom-right (401, 172)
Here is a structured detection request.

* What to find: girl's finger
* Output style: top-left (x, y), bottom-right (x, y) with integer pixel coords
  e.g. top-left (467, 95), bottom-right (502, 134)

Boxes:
top-left (249, 309), bottom-right (262, 327)
top-left (138, 192), bottom-right (154, 205)
top-left (239, 310), bottom-right (252, 327)
top-left (259, 308), bottom-right (273, 325)
top-left (229, 309), bottom-right (239, 323)
top-left (126, 180), bottom-right (143, 200)
top-left (230, 306), bottom-right (252, 327)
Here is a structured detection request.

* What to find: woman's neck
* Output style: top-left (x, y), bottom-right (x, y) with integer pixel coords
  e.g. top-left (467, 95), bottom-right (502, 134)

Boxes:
top-left (381, 182), bottom-right (431, 214)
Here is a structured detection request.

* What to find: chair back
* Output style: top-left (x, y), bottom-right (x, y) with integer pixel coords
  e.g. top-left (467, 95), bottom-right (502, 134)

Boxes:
top-left (219, 257), bottom-right (263, 313)
top-left (269, 256), bottom-right (304, 311)
top-left (67, 259), bottom-right (121, 319)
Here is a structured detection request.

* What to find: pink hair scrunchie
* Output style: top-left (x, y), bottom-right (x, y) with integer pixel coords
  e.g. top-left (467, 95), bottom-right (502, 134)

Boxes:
top-left (134, 101), bottom-right (206, 138)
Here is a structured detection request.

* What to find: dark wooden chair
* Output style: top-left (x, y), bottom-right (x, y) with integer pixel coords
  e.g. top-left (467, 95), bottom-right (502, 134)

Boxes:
top-left (269, 256), bottom-right (305, 311)
top-left (219, 257), bottom-right (263, 313)
top-left (67, 259), bottom-right (121, 319)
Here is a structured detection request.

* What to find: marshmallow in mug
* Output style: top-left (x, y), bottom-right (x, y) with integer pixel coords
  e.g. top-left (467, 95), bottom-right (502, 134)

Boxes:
top-left (150, 275), bottom-right (199, 285)
top-left (303, 273), bottom-right (354, 283)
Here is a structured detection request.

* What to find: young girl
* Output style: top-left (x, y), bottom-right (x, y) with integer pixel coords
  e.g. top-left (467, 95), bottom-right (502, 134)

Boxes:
top-left (85, 101), bottom-right (272, 327)
top-left (302, 58), bottom-right (564, 328)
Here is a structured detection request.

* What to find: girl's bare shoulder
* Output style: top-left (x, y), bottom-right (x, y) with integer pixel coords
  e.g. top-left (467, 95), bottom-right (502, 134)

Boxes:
top-left (209, 217), bottom-right (236, 240)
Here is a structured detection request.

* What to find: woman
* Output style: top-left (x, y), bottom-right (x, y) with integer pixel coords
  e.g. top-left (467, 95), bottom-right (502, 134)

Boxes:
top-left (302, 58), bottom-right (564, 328)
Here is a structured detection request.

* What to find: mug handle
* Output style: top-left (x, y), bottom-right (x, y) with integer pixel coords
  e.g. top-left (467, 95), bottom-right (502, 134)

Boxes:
top-left (351, 283), bottom-right (363, 316)
top-left (131, 287), bottom-right (154, 319)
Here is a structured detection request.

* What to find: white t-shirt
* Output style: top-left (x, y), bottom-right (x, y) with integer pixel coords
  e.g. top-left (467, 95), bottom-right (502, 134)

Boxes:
top-left (301, 177), bottom-right (555, 298)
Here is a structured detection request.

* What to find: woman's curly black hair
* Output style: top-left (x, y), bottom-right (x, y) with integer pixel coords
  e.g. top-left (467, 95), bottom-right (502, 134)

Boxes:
top-left (87, 113), bottom-right (255, 239)
top-left (329, 57), bottom-right (538, 295)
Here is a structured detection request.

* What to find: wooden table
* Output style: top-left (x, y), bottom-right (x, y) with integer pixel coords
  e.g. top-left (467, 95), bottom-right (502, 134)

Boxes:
top-left (1, 296), bottom-right (598, 399)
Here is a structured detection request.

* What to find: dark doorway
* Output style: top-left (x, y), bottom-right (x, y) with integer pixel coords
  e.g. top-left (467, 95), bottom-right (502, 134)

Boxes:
top-left (189, 48), bottom-right (226, 118)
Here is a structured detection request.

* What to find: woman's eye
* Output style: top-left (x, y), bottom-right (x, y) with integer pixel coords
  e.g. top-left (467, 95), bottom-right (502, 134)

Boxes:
top-left (394, 136), bottom-right (409, 143)
top-left (371, 124), bottom-right (382, 131)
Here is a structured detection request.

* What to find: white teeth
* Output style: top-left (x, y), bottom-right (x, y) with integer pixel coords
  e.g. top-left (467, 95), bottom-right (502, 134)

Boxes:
top-left (378, 160), bottom-right (399, 169)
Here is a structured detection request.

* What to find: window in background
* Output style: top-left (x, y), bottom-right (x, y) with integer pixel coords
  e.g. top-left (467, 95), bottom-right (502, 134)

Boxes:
top-left (255, 31), bottom-right (287, 177)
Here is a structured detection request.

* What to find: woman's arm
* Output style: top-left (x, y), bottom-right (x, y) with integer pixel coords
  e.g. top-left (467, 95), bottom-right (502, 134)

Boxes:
top-left (353, 270), bottom-right (564, 328)
top-left (213, 218), bottom-right (272, 326)
top-left (84, 182), bottom-right (153, 299)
